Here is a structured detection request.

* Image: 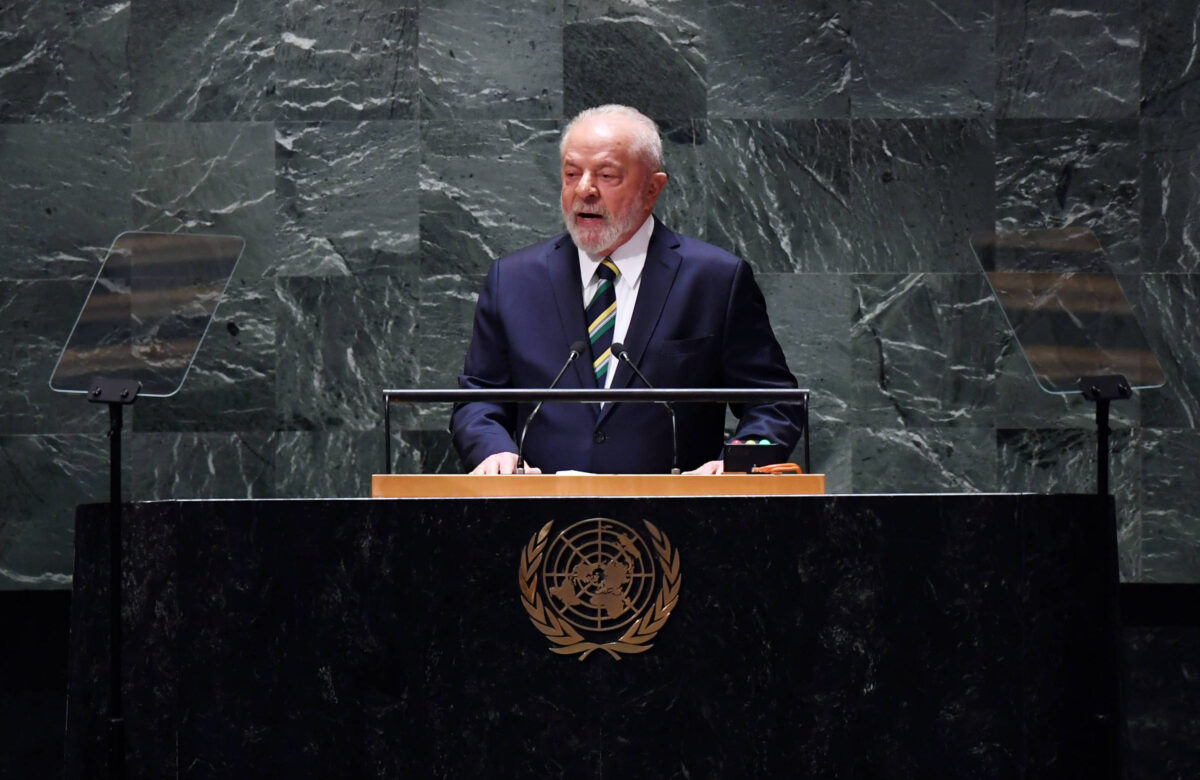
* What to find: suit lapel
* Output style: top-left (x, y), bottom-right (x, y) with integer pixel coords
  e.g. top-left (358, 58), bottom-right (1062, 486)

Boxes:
top-left (545, 235), bottom-right (592, 389)
top-left (599, 219), bottom-right (682, 425)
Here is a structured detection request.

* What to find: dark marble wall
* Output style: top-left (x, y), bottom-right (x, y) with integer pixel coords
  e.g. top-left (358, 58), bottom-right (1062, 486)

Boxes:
top-left (2, 0), bottom-right (1199, 588)
top-left (1124, 625), bottom-right (1200, 778)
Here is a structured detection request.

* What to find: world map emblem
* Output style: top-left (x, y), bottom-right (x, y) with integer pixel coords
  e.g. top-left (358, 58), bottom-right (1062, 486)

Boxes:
top-left (519, 518), bottom-right (681, 659)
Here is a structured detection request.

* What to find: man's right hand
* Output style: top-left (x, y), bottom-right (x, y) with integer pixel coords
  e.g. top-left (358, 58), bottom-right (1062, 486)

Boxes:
top-left (469, 452), bottom-right (542, 475)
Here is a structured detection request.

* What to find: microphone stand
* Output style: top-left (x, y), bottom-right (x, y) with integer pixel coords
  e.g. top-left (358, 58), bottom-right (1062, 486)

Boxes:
top-left (382, 387), bottom-right (812, 475)
top-left (517, 341), bottom-right (586, 474)
top-left (611, 343), bottom-right (680, 475)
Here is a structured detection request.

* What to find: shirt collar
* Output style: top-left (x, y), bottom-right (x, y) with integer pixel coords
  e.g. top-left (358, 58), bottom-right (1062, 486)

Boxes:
top-left (577, 214), bottom-right (655, 285)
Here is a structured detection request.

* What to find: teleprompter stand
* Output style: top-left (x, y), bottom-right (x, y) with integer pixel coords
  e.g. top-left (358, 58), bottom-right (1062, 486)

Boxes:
top-left (50, 232), bottom-right (244, 779)
top-left (1078, 374), bottom-right (1132, 496)
top-left (88, 377), bottom-right (140, 779)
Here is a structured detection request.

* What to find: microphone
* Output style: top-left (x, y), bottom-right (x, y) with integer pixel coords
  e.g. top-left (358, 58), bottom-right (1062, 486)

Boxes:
top-left (609, 342), bottom-right (680, 475)
top-left (516, 339), bottom-right (588, 474)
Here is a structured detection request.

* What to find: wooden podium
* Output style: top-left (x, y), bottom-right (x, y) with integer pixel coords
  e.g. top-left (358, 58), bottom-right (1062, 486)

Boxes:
top-left (370, 472), bottom-right (826, 498)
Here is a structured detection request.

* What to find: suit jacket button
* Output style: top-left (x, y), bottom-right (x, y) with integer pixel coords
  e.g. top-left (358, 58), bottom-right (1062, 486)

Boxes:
top-left (593, 431), bottom-right (606, 444)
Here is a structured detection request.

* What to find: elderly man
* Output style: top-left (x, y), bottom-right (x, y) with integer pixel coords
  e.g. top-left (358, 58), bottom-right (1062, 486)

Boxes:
top-left (450, 104), bottom-right (802, 475)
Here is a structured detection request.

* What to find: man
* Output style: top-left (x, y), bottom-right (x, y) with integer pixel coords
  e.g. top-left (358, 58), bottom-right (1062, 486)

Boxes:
top-left (451, 104), bottom-right (802, 475)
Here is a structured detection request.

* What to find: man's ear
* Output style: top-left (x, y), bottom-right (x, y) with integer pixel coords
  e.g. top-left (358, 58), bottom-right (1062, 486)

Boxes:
top-left (647, 171), bottom-right (668, 203)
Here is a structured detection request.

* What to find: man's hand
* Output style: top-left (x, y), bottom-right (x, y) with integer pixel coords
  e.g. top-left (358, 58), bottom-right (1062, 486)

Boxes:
top-left (683, 459), bottom-right (724, 475)
top-left (469, 452), bottom-right (542, 475)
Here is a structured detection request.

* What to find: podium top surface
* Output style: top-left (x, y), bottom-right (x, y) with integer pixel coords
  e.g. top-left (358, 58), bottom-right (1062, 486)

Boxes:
top-left (370, 473), bottom-right (826, 498)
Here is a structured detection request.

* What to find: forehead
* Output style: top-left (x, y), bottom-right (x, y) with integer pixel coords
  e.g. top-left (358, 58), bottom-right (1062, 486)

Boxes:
top-left (561, 116), bottom-right (641, 167)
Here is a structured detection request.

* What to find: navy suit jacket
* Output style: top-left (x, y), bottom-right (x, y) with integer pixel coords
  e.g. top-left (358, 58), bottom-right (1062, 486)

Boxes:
top-left (450, 219), bottom-right (803, 473)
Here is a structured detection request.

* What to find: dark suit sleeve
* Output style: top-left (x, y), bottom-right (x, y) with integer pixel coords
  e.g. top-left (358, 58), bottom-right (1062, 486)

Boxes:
top-left (720, 259), bottom-right (805, 453)
top-left (449, 261), bottom-right (520, 469)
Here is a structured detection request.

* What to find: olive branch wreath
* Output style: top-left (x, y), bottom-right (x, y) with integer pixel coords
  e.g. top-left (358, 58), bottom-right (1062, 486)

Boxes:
top-left (519, 519), bottom-right (681, 660)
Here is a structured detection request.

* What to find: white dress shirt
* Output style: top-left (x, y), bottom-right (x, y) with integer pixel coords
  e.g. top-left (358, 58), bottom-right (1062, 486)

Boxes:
top-left (575, 215), bottom-right (655, 388)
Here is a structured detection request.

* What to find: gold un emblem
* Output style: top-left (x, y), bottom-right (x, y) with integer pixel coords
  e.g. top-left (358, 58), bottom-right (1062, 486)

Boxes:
top-left (519, 518), bottom-right (681, 660)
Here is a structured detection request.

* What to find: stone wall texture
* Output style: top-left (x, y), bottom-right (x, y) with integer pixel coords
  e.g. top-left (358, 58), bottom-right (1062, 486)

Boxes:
top-left (3, 0), bottom-right (1199, 588)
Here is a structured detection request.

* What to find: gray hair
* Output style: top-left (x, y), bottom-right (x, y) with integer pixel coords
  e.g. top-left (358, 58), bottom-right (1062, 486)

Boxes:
top-left (560, 104), bottom-right (664, 172)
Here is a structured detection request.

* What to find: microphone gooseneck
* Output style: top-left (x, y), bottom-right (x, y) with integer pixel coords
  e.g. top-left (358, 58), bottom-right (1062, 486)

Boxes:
top-left (516, 339), bottom-right (588, 474)
top-left (609, 342), bottom-right (680, 475)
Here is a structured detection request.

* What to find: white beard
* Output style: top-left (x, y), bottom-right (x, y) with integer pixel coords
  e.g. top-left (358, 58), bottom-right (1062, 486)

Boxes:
top-left (562, 199), bottom-right (646, 256)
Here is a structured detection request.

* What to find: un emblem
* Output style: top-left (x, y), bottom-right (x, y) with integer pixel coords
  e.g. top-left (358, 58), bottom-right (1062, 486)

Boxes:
top-left (519, 518), bottom-right (681, 660)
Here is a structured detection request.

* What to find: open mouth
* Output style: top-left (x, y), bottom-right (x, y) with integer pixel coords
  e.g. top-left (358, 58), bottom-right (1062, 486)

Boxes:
top-left (575, 211), bottom-right (606, 225)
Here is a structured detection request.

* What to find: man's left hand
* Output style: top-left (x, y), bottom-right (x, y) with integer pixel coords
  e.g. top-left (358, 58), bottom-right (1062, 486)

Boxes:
top-left (683, 459), bottom-right (724, 475)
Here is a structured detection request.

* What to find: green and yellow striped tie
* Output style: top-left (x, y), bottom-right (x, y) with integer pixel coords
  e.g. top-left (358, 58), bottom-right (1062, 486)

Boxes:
top-left (585, 257), bottom-right (619, 385)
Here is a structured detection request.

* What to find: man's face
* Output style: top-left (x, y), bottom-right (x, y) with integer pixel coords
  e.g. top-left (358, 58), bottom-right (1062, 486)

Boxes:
top-left (560, 115), bottom-right (667, 257)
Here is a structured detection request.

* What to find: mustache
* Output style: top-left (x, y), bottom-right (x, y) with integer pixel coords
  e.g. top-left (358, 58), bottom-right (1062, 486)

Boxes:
top-left (569, 203), bottom-right (609, 218)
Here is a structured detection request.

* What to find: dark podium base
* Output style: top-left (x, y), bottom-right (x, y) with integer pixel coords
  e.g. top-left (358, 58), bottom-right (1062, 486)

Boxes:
top-left (67, 494), bottom-right (1121, 778)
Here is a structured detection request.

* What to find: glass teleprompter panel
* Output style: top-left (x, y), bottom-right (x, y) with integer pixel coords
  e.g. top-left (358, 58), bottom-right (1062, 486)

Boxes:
top-left (50, 232), bottom-right (244, 397)
top-left (970, 227), bottom-right (1164, 395)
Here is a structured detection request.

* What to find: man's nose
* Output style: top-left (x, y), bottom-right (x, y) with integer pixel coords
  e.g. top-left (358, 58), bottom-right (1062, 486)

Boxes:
top-left (576, 172), bottom-right (598, 198)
